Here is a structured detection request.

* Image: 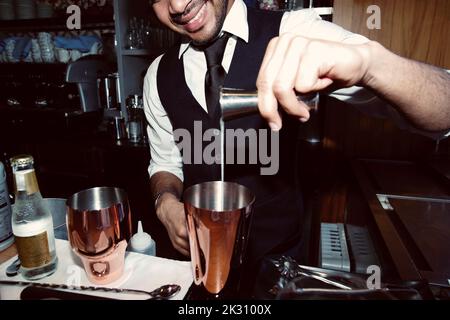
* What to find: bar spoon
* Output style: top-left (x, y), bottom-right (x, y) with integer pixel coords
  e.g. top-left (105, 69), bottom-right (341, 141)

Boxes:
top-left (0, 280), bottom-right (181, 300)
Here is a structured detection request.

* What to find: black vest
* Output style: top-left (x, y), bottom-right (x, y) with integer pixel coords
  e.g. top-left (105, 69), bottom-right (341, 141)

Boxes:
top-left (157, 7), bottom-right (304, 262)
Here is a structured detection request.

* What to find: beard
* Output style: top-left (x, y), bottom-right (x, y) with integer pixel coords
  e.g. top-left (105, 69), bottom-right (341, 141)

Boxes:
top-left (193, 0), bottom-right (228, 46)
top-left (170, 0), bottom-right (229, 46)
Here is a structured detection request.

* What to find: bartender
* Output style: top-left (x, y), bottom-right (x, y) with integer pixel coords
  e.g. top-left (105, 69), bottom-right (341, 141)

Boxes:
top-left (143, 0), bottom-right (450, 295)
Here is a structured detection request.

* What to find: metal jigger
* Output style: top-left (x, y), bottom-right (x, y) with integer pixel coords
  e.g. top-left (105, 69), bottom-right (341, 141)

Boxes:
top-left (219, 87), bottom-right (319, 120)
top-left (219, 87), bottom-right (322, 144)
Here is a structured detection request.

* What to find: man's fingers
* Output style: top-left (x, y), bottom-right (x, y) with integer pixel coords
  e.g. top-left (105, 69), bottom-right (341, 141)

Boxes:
top-left (160, 203), bottom-right (191, 256)
top-left (177, 221), bottom-right (190, 254)
top-left (296, 58), bottom-right (334, 93)
top-left (295, 41), bottom-right (336, 93)
top-left (257, 37), bottom-right (282, 130)
top-left (171, 225), bottom-right (190, 256)
top-left (174, 237), bottom-right (190, 257)
top-left (257, 35), bottom-right (295, 131)
top-left (174, 242), bottom-right (190, 257)
top-left (258, 36), bottom-right (278, 75)
top-left (273, 36), bottom-right (311, 121)
top-left (257, 36), bottom-right (369, 127)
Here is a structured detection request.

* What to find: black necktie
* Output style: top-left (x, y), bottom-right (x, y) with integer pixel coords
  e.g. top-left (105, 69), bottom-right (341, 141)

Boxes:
top-left (204, 33), bottom-right (230, 118)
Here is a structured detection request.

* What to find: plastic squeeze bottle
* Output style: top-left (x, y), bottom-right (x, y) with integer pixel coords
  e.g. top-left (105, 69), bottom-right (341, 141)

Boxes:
top-left (129, 221), bottom-right (156, 256)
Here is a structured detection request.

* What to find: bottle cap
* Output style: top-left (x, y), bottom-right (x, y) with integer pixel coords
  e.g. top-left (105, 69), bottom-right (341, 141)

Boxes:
top-left (130, 221), bottom-right (153, 252)
top-left (10, 154), bottom-right (34, 168)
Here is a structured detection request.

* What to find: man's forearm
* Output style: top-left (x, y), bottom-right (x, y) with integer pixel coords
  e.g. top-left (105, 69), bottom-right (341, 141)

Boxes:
top-left (362, 41), bottom-right (450, 132)
top-left (150, 171), bottom-right (183, 207)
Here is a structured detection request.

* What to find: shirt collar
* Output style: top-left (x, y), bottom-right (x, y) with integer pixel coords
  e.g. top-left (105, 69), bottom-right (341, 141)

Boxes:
top-left (178, 0), bottom-right (249, 59)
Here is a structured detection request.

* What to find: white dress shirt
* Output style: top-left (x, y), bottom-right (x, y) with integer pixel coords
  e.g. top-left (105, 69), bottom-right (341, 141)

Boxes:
top-left (143, 0), bottom-right (370, 181)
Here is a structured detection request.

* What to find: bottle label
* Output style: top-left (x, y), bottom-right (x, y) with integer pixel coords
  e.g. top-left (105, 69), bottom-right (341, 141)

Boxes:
top-left (14, 169), bottom-right (39, 195)
top-left (15, 231), bottom-right (51, 268)
top-left (0, 187), bottom-right (13, 242)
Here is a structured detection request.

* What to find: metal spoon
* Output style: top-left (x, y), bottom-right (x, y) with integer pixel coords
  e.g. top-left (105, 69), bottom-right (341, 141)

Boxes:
top-left (0, 280), bottom-right (181, 300)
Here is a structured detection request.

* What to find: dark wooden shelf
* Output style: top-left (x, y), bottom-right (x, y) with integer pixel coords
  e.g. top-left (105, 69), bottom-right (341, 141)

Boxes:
top-left (0, 14), bottom-right (114, 33)
top-left (121, 48), bottom-right (165, 58)
top-left (122, 49), bottom-right (153, 56)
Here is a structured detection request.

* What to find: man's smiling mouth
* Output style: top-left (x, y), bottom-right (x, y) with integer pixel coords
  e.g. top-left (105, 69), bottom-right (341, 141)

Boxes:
top-left (172, 0), bottom-right (208, 32)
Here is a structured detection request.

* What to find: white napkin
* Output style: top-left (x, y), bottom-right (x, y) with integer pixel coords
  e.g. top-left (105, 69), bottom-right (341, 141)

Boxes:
top-left (0, 239), bottom-right (193, 300)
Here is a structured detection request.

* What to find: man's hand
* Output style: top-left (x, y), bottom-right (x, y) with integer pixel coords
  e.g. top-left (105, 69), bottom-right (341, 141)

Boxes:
top-left (256, 33), bottom-right (370, 131)
top-left (156, 193), bottom-right (190, 256)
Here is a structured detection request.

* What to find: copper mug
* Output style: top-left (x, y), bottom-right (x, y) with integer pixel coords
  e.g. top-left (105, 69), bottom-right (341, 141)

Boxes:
top-left (67, 187), bottom-right (132, 284)
top-left (184, 181), bottom-right (255, 297)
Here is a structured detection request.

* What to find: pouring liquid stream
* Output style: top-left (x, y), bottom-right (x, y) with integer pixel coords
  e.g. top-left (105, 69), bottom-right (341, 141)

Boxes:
top-left (220, 119), bottom-right (225, 183)
top-left (219, 119), bottom-right (225, 212)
